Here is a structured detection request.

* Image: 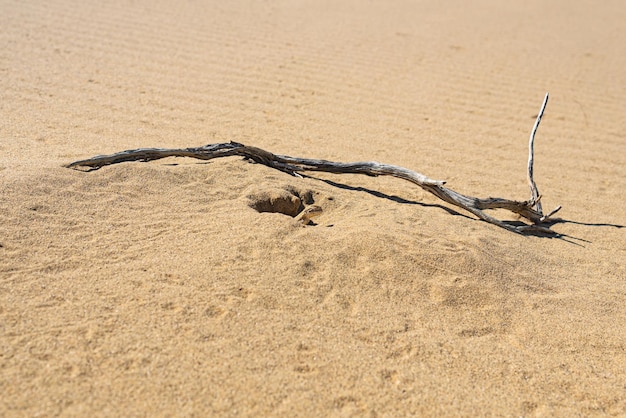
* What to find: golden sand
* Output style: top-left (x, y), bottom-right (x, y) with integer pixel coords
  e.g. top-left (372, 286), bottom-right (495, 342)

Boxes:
top-left (1, 0), bottom-right (625, 415)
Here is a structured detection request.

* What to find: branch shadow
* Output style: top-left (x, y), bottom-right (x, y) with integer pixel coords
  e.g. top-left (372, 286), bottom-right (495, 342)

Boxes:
top-left (496, 219), bottom-right (591, 245)
top-left (523, 218), bottom-right (624, 246)
top-left (307, 176), bottom-right (473, 221)
top-left (548, 218), bottom-right (624, 229)
top-left (300, 174), bottom-right (619, 245)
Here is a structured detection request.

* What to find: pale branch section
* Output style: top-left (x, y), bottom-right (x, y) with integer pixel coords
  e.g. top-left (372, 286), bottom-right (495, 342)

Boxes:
top-left (527, 93), bottom-right (548, 215)
top-left (66, 94), bottom-right (560, 234)
top-left (527, 93), bottom-right (562, 222)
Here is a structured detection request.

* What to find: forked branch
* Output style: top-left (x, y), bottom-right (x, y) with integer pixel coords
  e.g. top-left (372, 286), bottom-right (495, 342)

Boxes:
top-left (66, 94), bottom-right (560, 234)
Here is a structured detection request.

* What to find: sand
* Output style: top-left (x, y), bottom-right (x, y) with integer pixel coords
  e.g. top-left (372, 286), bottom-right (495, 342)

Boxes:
top-left (1, 0), bottom-right (625, 416)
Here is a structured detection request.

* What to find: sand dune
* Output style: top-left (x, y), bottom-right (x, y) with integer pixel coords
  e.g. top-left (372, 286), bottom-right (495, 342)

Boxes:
top-left (1, 0), bottom-right (625, 415)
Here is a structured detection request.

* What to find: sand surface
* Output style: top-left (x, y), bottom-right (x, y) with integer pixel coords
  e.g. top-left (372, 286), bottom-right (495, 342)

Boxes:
top-left (1, 0), bottom-right (625, 416)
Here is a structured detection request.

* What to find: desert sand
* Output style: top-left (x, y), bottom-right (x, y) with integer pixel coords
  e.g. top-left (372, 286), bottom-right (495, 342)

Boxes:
top-left (1, 0), bottom-right (625, 416)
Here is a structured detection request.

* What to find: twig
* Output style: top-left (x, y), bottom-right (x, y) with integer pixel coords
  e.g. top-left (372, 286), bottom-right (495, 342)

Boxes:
top-left (528, 93), bottom-right (548, 213)
top-left (66, 98), bottom-right (561, 234)
top-left (527, 93), bottom-right (562, 222)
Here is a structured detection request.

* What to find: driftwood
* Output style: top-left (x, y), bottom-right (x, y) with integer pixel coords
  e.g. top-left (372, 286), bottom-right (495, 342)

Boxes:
top-left (66, 94), bottom-right (561, 234)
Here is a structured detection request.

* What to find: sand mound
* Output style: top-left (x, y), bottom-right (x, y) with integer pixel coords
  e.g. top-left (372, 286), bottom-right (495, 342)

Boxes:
top-left (1, 0), bottom-right (625, 415)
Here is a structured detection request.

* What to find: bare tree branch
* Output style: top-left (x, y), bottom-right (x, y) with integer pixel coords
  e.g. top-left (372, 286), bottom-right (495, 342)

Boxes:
top-left (66, 95), bottom-right (561, 234)
top-left (527, 93), bottom-right (562, 222)
top-left (527, 93), bottom-right (548, 213)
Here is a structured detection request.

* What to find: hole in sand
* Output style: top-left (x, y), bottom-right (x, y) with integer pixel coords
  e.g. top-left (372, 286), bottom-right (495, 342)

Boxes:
top-left (248, 187), bottom-right (314, 218)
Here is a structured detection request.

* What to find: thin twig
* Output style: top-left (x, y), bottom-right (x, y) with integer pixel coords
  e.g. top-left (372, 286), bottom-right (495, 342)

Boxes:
top-left (528, 93), bottom-right (549, 214)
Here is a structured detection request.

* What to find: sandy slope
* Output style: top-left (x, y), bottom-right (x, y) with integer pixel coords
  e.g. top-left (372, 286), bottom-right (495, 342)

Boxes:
top-left (1, 0), bottom-right (625, 416)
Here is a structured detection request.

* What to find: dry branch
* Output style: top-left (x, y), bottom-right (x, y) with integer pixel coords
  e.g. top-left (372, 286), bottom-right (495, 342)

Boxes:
top-left (66, 94), bottom-right (560, 234)
top-left (527, 93), bottom-right (548, 214)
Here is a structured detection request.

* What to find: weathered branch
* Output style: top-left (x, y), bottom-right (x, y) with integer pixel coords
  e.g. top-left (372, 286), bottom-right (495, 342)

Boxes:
top-left (527, 93), bottom-right (547, 213)
top-left (527, 93), bottom-right (562, 222)
top-left (66, 95), bottom-right (560, 234)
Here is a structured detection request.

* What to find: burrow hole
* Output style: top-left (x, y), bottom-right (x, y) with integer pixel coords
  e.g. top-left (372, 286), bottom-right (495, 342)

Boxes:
top-left (248, 187), bottom-right (315, 218)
